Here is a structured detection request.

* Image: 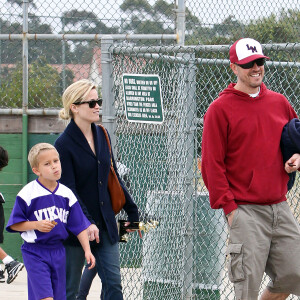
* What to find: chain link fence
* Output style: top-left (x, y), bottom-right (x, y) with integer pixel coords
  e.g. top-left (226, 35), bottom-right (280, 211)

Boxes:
top-left (111, 43), bottom-right (300, 299)
top-left (1, 0), bottom-right (299, 40)
top-left (0, 0), bottom-right (300, 299)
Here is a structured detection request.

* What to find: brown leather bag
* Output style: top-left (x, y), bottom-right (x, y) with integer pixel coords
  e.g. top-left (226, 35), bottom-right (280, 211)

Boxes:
top-left (98, 124), bottom-right (126, 214)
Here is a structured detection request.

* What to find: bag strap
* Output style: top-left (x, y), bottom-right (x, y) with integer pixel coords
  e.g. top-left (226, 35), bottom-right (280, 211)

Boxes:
top-left (98, 124), bottom-right (113, 166)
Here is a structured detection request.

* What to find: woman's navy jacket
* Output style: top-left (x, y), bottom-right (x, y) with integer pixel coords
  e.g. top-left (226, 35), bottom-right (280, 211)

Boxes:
top-left (55, 119), bottom-right (139, 246)
top-left (281, 118), bottom-right (300, 191)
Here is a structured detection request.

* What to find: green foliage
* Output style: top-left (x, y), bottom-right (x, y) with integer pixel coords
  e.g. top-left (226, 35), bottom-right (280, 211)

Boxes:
top-left (122, 16), bottom-right (173, 34)
top-left (120, 0), bottom-right (195, 35)
top-left (119, 0), bottom-right (202, 38)
top-left (0, 58), bottom-right (65, 108)
top-left (61, 9), bottom-right (118, 34)
top-left (120, 0), bottom-right (153, 15)
top-left (59, 69), bottom-right (75, 93)
top-left (186, 15), bottom-right (244, 45)
top-left (59, 9), bottom-right (118, 61)
top-left (153, 0), bottom-right (174, 19)
top-left (6, 0), bottom-right (36, 9)
top-left (186, 9), bottom-right (300, 45)
top-left (0, 63), bottom-right (23, 108)
top-left (1, 2), bottom-right (299, 64)
top-left (0, 16), bottom-right (69, 64)
top-left (28, 58), bottom-right (62, 108)
top-left (62, 10), bottom-right (98, 27)
top-left (245, 10), bottom-right (300, 43)
top-left (265, 64), bottom-right (300, 113)
top-left (246, 15), bottom-right (286, 43)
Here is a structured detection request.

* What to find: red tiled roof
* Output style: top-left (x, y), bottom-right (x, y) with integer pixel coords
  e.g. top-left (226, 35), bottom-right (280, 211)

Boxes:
top-left (0, 64), bottom-right (15, 68)
top-left (92, 47), bottom-right (102, 75)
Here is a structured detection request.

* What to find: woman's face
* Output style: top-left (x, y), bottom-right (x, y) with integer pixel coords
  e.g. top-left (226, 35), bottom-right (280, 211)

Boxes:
top-left (72, 88), bottom-right (100, 124)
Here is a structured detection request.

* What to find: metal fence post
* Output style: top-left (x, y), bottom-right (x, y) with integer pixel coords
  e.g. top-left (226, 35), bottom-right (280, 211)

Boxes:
top-left (0, 22), bottom-right (2, 87)
top-left (176, 0), bottom-right (186, 45)
top-left (182, 53), bottom-right (196, 300)
top-left (61, 17), bottom-right (66, 92)
top-left (101, 35), bottom-right (116, 153)
top-left (22, 0), bottom-right (29, 185)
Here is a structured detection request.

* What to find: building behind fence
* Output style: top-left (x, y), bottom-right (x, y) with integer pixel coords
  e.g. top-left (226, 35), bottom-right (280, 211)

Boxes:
top-left (0, 0), bottom-right (299, 299)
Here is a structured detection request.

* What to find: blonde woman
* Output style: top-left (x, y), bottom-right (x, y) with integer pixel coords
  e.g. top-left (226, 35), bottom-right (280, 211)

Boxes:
top-left (55, 79), bottom-right (140, 300)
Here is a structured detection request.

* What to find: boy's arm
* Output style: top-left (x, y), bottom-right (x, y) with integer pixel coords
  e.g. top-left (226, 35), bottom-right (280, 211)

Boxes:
top-left (77, 229), bottom-right (96, 269)
top-left (10, 220), bottom-right (55, 232)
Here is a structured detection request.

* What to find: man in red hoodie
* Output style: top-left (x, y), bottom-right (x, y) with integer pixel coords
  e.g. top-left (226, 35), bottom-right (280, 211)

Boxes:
top-left (201, 38), bottom-right (300, 300)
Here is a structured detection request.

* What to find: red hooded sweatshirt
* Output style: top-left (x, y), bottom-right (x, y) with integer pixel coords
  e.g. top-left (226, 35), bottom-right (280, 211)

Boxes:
top-left (201, 83), bottom-right (297, 215)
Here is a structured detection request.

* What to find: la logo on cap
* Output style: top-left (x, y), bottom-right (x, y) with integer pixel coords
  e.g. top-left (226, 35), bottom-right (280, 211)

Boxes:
top-left (230, 38), bottom-right (269, 65)
top-left (246, 44), bottom-right (258, 53)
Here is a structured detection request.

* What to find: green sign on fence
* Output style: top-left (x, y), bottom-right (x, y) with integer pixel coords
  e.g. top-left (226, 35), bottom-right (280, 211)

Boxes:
top-left (122, 74), bottom-right (164, 124)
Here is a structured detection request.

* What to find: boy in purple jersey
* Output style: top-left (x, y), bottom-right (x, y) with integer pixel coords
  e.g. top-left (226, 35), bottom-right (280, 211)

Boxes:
top-left (6, 143), bottom-right (95, 300)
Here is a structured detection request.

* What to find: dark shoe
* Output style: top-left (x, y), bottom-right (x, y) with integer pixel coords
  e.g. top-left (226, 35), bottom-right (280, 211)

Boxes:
top-left (0, 269), bottom-right (5, 283)
top-left (5, 260), bottom-right (24, 284)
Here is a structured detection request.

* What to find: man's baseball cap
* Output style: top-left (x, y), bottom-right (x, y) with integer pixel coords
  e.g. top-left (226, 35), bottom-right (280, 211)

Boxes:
top-left (229, 38), bottom-right (269, 64)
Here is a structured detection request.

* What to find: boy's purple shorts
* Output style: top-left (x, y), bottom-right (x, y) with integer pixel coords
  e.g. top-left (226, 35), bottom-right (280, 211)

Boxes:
top-left (22, 243), bottom-right (66, 300)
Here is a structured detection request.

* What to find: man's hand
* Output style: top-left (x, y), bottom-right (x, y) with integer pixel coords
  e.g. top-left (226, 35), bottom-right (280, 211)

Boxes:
top-left (226, 210), bottom-right (237, 227)
top-left (285, 153), bottom-right (300, 173)
top-left (87, 224), bottom-right (100, 243)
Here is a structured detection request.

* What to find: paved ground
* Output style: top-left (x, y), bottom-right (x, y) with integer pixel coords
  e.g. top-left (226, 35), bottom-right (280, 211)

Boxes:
top-left (0, 264), bottom-right (102, 299)
top-left (2, 265), bottom-right (285, 300)
top-left (1, 265), bottom-right (143, 299)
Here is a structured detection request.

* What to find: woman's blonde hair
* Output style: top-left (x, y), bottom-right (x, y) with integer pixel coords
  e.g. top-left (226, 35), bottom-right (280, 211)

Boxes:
top-left (28, 143), bottom-right (58, 168)
top-left (59, 79), bottom-right (97, 120)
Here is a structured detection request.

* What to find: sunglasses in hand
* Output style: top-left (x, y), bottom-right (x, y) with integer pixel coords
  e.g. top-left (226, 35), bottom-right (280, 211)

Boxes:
top-left (74, 98), bottom-right (102, 108)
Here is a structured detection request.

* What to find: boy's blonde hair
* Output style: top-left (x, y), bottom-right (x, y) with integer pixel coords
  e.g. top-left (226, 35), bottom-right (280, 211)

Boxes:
top-left (59, 79), bottom-right (97, 120)
top-left (28, 143), bottom-right (58, 168)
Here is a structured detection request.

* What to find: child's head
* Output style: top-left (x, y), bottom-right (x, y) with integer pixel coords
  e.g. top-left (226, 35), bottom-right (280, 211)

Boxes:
top-left (0, 146), bottom-right (9, 171)
top-left (28, 143), bottom-right (57, 168)
top-left (28, 143), bottom-right (61, 183)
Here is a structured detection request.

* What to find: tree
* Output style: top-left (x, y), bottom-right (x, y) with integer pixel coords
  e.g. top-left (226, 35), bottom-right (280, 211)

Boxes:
top-left (0, 58), bottom-right (68, 108)
top-left (0, 63), bottom-right (23, 108)
top-left (120, 0), bottom-right (152, 16)
top-left (187, 9), bottom-right (300, 46)
top-left (28, 58), bottom-right (62, 107)
top-left (244, 10), bottom-right (300, 43)
top-left (6, 0), bottom-right (36, 9)
top-left (0, 15), bottom-right (69, 64)
top-left (27, 14), bottom-right (69, 64)
top-left (120, 0), bottom-right (202, 44)
top-left (212, 16), bottom-right (244, 39)
top-left (61, 10), bottom-right (118, 34)
top-left (120, 0), bottom-right (177, 34)
top-left (242, 9), bottom-right (299, 109)
top-left (0, 19), bottom-right (23, 63)
top-left (60, 9), bottom-right (118, 64)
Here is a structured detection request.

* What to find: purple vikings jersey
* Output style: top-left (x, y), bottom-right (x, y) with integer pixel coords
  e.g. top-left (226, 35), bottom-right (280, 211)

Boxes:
top-left (6, 179), bottom-right (90, 245)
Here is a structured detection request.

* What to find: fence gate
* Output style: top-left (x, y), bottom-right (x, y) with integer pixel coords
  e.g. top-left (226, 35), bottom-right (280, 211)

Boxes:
top-left (105, 42), bottom-right (221, 300)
